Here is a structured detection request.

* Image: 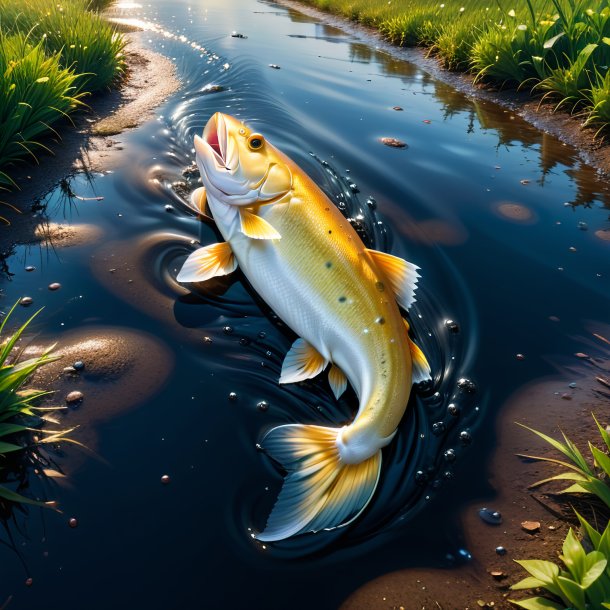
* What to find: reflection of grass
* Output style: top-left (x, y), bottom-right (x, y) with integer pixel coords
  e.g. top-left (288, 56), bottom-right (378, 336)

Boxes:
top-left (0, 302), bottom-right (75, 508)
top-left (0, 0), bottom-right (126, 192)
top-left (304, 0), bottom-right (610, 135)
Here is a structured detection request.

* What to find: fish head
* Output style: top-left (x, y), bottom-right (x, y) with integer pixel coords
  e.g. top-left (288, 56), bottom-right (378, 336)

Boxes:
top-left (194, 112), bottom-right (292, 206)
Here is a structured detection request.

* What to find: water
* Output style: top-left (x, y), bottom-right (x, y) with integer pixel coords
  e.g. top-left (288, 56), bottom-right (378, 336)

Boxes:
top-left (2, 0), bottom-right (610, 607)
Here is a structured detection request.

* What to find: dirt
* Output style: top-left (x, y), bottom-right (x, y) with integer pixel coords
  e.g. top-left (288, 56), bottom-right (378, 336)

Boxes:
top-left (341, 333), bottom-right (610, 609)
top-left (0, 31), bottom-right (180, 257)
top-left (277, 0), bottom-right (610, 179)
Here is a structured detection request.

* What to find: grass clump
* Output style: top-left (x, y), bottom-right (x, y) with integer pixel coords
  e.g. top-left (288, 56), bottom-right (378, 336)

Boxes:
top-left (0, 0), bottom-right (126, 192)
top-left (0, 302), bottom-right (75, 509)
top-left (302, 0), bottom-right (610, 135)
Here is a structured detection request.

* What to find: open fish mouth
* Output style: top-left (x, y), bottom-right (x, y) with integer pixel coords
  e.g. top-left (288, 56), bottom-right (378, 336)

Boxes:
top-left (202, 112), bottom-right (228, 165)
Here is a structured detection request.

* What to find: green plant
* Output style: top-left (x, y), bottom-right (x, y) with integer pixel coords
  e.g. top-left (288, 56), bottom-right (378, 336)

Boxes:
top-left (510, 524), bottom-right (610, 609)
top-left (0, 302), bottom-right (74, 507)
top-left (520, 415), bottom-right (610, 509)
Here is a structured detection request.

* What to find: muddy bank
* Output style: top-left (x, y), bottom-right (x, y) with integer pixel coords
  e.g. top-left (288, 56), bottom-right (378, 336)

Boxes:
top-left (342, 334), bottom-right (610, 609)
top-left (277, 0), bottom-right (610, 179)
top-left (0, 32), bottom-right (180, 256)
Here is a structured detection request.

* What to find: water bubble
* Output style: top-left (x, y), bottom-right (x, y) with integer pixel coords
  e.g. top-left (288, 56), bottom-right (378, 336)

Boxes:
top-left (447, 403), bottom-right (459, 416)
top-left (444, 448), bottom-right (456, 462)
top-left (516, 353), bottom-right (525, 360)
top-left (578, 221), bottom-right (588, 230)
top-left (258, 331), bottom-right (266, 339)
top-left (459, 430), bottom-right (472, 444)
top-left (223, 326), bottom-right (233, 335)
top-left (349, 183), bottom-right (359, 193)
top-left (239, 337), bottom-right (250, 346)
top-left (366, 197), bottom-right (377, 210)
top-left (164, 204), bottom-right (174, 212)
top-left (443, 470), bottom-right (453, 479)
top-left (203, 336), bottom-right (213, 343)
top-left (68, 517), bottom-right (79, 528)
top-left (257, 401), bottom-right (269, 412)
top-left (444, 319), bottom-right (460, 333)
top-left (265, 350), bottom-right (273, 359)
top-left (228, 392), bottom-right (237, 401)
top-left (431, 421), bottom-right (446, 435)
top-left (25, 577), bottom-right (33, 586)
top-left (415, 470), bottom-right (428, 484)
top-left (25, 266), bottom-right (36, 272)
top-left (478, 507), bottom-right (502, 525)
top-left (161, 475), bottom-right (171, 485)
top-left (457, 378), bottom-right (476, 393)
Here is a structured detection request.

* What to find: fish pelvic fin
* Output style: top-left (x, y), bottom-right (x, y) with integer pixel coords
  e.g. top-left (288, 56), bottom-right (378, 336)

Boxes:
top-left (367, 248), bottom-right (420, 310)
top-left (328, 364), bottom-right (348, 399)
top-left (176, 241), bottom-right (237, 283)
top-left (279, 338), bottom-right (328, 384)
top-left (256, 424), bottom-right (381, 542)
top-left (239, 208), bottom-right (281, 240)
top-left (185, 186), bottom-right (211, 218)
top-left (403, 319), bottom-right (432, 384)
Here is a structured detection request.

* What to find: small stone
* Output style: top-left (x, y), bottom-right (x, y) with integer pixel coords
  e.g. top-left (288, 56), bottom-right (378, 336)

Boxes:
top-left (568, 382), bottom-right (577, 389)
top-left (448, 403), bottom-right (459, 416)
top-left (63, 366), bottom-right (77, 374)
top-left (575, 352), bottom-right (589, 359)
top-left (68, 517), bottom-right (78, 528)
top-left (490, 570), bottom-right (505, 580)
top-left (65, 391), bottom-right (84, 405)
top-left (561, 393), bottom-right (572, 400)
top-left (516, 353), bottom-right (525, 360)
top-left (457, 378), bottom-right (476, 393)
top-left (432, 421), bottom-right (446, 435)
top-left (380, 137), bottom-right (407, 148)
top-left (569, 246), bottom-right (577, 252)
top-left (392, 106), bottom-right (403, 111)
top-left (257, 400), bottom-right (269, 412)
top-left (268, 64), bottom-right (281, 69)
top-left (479, 507), bottom-right (502, 525)
top-left (25, 577), bottom-right (33, 586)
top-left (459, 430), bottom-right (472, 444)
top-left (48, 283), bottom-right (61, 291)
top-left (222, 326), bottom-right (233, 335)
top-left (228, 392), bottom-right (237, 401)
top-left (521, 520), bottom-right (540, 533)
top-left (520, 179), bottom-right (530, 185)
top-left (495, 546), bottom-right (507, 555)
top-left (366, 197), bottom-right (377, 209)
top-left (578, 221), bottom-right (588, 231)
top-left (25, 266), bottom-right (36, 272)
top-left (20, 296), bottom-right (33, 307)
top-left (164, 204), bottom-right (174, 212)
top-left (203, 336), bottom-right (213, 343)
top-left (161, 475), bottom-right (170, 485)
top-left (444, 448), bottom-right (456, 462)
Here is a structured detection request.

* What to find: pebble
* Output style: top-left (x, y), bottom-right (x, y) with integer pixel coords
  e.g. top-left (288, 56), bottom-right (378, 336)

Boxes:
top-left (520, 179), bottom-right (530, 185)
top-left (203, 336), bottom-right (213, 343)
top-left (561, 393), bottom-right (572, 400)
top-left (222, 326), bottom-right (233, 335)
top-left (445, 319), bottom-right (460, 333)
top-left (73, 361), bottom-right (85, 371)
top-left (490, 570), bottom-right (505, 580)
top-left (521, 520), bottom-right (540, 533)
top-left (495, 546), bottom-right (507, 555)
top-left (25, 577), bottom-right (33, 587)
top-left (161, 475), bottom-right (171, 485)
top-left (20, 296), bottom-right (33, 307)
top-left (269, 64), bottom-right (281, 69)
top-left (68, 517), bottom-right (78, 528)
top-left (459, 430), bottom-right (472, 444)
top-left (228, 392), bottom-right (237, 401)
top-left (25, 266), bottom-right (36, 272)
top-left (257, 400), bottom-right (269, 412)
top-left (444, 448), bottom-right (456, 462)
top-left (516, 353), bottom-right (525, 360)
top-left (48, 283), bottom-right (61, 291)
top-left (568, 382), bottom-right (577, 389)
top-left (575, 352), bottom-right (589, 359)
top-left (380, 137), bottom-right (407, 148)
top-left (569, 246), bottom-right (577, 252)
top-left (366, 197), bottom-right (377, 209)
top-left (578, 221), bottom-right (588, 231)
top-left (63, 366), bottom-right (77, 374)
top-left (479, 507), bottom-right (502, 525)
top-left (392, 106), bottom-right (403, 111)
top-left (431, 421), bottom-right (446, 435)
top-left (457, 378), bottom-right (476, 393)
top-left (448, 403), bottom-right (459, 416)
top-left (65, 391), bottom-right (84, 405)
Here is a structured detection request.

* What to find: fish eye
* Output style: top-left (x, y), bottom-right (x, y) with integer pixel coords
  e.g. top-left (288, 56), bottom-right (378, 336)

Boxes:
top-left (248, 134), bottom-right (265, 150)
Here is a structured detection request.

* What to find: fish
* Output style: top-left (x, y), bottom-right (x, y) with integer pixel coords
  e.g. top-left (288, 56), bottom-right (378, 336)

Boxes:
top-left (178, 112), bottom-right (431, 541)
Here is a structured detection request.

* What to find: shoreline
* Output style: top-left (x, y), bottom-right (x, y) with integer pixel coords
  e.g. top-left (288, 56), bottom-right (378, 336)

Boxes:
top-left (0, 31), bottom-right (180, 257)
top-left (275, 0), bottom-right (610, 178)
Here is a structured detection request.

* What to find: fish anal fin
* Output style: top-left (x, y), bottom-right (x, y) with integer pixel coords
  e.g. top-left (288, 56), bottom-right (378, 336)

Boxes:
top-left (240, 208), bottom-right (281, 240)
top-left (328, 364), bottom-right (348, 400)
top-left (176, 241), bottom-right (237, 283)
top-left (367, 248), bottom-right (420, 310)
top-left (403, 319), bottom-right (432, 383)
top-left (280, 338), bottom-right (327, 384)
top-left (255, 424), bottom-right (381, 541)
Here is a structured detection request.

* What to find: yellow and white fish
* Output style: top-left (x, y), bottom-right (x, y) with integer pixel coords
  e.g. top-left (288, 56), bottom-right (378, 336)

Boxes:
top-left (178, 112), bottom-right (431, 541)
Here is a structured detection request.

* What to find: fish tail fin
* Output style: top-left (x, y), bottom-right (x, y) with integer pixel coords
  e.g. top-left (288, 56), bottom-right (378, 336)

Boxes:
top-left (256, 424), bottom-right (381, 542)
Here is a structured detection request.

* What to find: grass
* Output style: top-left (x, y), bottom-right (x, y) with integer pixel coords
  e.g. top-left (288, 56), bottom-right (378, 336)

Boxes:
top-left (301, 0), bottom-right (610, 136)
top-left (0, 0), bottom-right (126, 192)
top-left (0, 301), bottom-right (75, 509)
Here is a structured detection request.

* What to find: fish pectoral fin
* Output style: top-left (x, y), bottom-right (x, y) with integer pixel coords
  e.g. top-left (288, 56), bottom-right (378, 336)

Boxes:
top-left (187, 186), bottom-right (208, 214)
top-left (176, 241), bottom-right (237, 283)
top-left (328, 364), bottom-right (348, 400)
top-left (279, 338), bottom-right (328, 384)
top-left (403, 319), bottom-right (432, 383)
top-left (239, 208), bottom-right (281, 240)
top-left (367, 248), bottom-right (420, 310)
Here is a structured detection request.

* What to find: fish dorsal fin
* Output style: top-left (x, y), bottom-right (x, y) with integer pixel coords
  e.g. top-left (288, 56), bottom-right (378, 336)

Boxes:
top-left (403, 319), bottom-right (432, 383)
top-left (176, 241), bottom-right (237, 283)
top-left (279, 338), bottom-right (328, 384)
top-left (367, 248), bottom-right (420, 310)
top-left (239, 208), bottom-right (281, 240)
top-left (328, 364), bottom-right (348, 400)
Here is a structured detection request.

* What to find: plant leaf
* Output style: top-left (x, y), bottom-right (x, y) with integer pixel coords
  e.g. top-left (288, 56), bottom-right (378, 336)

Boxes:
top-left (508, 597), bottom-right (565, 610)
top-left (544, 32), bottom-right (565, 49)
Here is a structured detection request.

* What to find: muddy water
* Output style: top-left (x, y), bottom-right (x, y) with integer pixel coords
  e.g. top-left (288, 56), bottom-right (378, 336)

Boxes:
top-left (2, 0), bottom-right (610, 608)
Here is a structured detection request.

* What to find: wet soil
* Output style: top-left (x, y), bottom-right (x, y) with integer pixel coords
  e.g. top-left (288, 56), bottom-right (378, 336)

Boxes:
top-left (0, 32), bottom-right (179, 255)
top-left (277, 0), bottom-right (610, 179)
top-left (342, 333), bottom-right (610, 609)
